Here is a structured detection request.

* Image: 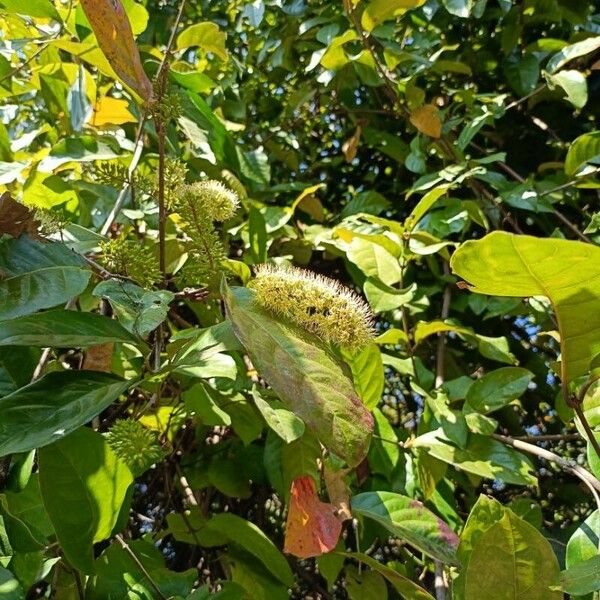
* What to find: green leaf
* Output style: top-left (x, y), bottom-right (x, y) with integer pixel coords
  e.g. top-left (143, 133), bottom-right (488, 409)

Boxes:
top-left (345, 237), bottom-right (402, 286)
top-left (176, 22), bottom-right (228, 60)
top-left (566, 510), bottom-right (600, 568)
top-left (251, 387), bottom-right (305, 443)
top-left (0, 566), bottom-right (23, 600)
top-left (341, 191), bottom-right (391, 219)
top-left (351, 491), bottom-right (459, 564)
top-left (93, 281), bottom-right (175, 338)
top-left (38, 428), bottom-right (133, 574)
top-left (441, 0), bottom-right (473, 17)
top-left (0, 0), bottom-right (60, 19)
top-left (0, 371), bottom-right (133, 456)
top-left (198, 513), bottom-right (294, 586)
top-left (560, 555), bottom-right (600, 596)
top-left (89, 538), bottom-right (196, 599)
top-left (346, 564), bottom-right (388, 600)
top-left (405, 185), bottom-right (451, 230)
top-left (503, 53), bottom-right (540, 96)
top-left (364, 279), bottom-right (416, 313)
top-left (0, 310), bottom-right (140, 348)
top-left (341, 552), bottom-right (435, 600)
top-left (451, 232), bottom-right (600, 384)
top-left (413, 429), bottom-right (537, 486)
top-left (361, 0), bottom-right (426, 31)
top-left (547, 69), bottom-right (588, 108)
top-left (565, 131), bottom-right (600, 176)
top-left (342, 344), bottom-right (384, 410)
top-left (463, 509), bottom-right (561, 599)
top-left (0, 237), bottom-right (91, 320)
top-left (223, 283), bottom-right (373, 467)
top-left (546, 36), bottom-right (600, 73)
top-left (455, 494), bottom-right (505, 598)
top-left (465, 367), bottom-right (533, 414)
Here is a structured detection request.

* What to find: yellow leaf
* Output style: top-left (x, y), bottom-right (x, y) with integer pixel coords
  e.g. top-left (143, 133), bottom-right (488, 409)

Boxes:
top-left (176, 22), bottom-right (228, 61)
top-left (91, 96), bottom-right (136, 126)
top-left (342, 125), bottom-right (362, 162)
top-left (361, 0), bottom-right (426, 32)
top-left (410, 104), bottom-right (442, 138)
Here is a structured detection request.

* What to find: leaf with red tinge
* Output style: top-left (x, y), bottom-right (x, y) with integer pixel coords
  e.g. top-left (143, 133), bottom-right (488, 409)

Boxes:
top-left (284, 476), bottom-right (342, 559)
top-left (79, 0), bottom-right (153, 103)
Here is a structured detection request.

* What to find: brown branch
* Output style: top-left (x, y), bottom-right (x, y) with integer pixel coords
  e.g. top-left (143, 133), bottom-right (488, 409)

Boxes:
top-left (493, 434), bottom-right (600, 498)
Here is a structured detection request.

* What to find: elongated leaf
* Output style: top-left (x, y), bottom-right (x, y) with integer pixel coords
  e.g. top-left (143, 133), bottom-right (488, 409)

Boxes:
top-left (560, 555), bottom-right (600, 596)
top-left (451, 232), bottom-right (600, 384)
top-left (463, 510), bottom-right (561, 599)
top-left (0, 371), bottom-right (133, 456)
top-left (39, 428), bottom-right (133, 574)
top-left (0, 310), bottom-right (140, 347)
top-left (342, 344), bottom-right (384, 410)
top-left (251, 388), bottom-right (305, 443)
top-left (413, 429), bottom-right (536, 485)
top-left (201, 513), bottom-right (294, 586)
top-left (79, 0), bottom-right (153, 102)
top-left (565, 131), bottom-right (600, 176)
top-left (342, 552), bottom-right (435, 600)
top-left (351, 491), bottom-right (459, 564)
top-left (0, 0), bottom-right (60, 19)
top-left (0, 237), bottom-right (91, 320)
top-left (223, 283), bottom-right (373, 467)
top-left (546, 36), bottom-right (600, 73)
top-left (361, 0), bottom-right (426, 31)
top-left (465, 367), bottom-right (533, 414)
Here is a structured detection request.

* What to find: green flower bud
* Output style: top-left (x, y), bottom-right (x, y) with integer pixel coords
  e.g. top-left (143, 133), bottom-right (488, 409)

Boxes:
top-left (105, 419), bottom-right (166, 477)
top-left (250, 265), bottom-right (375, 350)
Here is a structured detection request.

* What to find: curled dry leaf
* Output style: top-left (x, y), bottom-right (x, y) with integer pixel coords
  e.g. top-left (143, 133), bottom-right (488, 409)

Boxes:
top-left (0, 192), bottom-right (41, 239)
top-left (79, 0), bottom-right (153, 103)
top-left (284, 476), bottom-right (342, 559)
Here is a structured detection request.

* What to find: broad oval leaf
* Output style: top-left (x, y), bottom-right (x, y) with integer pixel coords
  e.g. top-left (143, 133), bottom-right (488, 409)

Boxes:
top-left (79, 0), bottom-right (153, 102)
top-left (0, 371), bottom-right (134, 456)
top-left (566, 510), bottom-right (600, 568)
top-left (463, 509), bottom-right (561, 599)
top-left (0, 310), bottom-right (141, 348)
top-left (251, 388), bottom-right (305, 443)
top-left (38, 428), bottom-right (133, 574)
top-left (223, 283), bottom-right (373, 467)
top-left (0, 237), bottom-right (91, 320)
top-left (451, 232), bottom-right (600, 385)
top-left (560, 555), bottom-right (600, 597)
top-left (351, 491), bottom-right (459, 564)
top-left (342, 344), bottom-right (384, 411)
top-left (413, 429), bottom-right (537, 486)
top-left (465, 367), bottom-right (533, 414)
top-left (564, 131), bottom-right (600, 176)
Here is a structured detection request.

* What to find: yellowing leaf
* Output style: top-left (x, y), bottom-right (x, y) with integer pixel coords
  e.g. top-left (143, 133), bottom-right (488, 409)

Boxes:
top-left (284, 476), bottom-right (342, 558)
top-left (362, 0), bottom-right (426, 32)
top-left (79, 0), bottom-right (153, 102)
top-left (410, 104), bottom-right (442, 138)
top-left (91, 96), bottom-right (136, 126)
top-left (342, 125), bottom-right (362, 162)
top-left (176, 22), bottom-right (228, 61)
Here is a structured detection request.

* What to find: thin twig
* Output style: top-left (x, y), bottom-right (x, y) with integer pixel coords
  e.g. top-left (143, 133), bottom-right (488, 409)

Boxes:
top-left (513, 433), bottom-right (581, 442)
top-left (573, 403), bottom-right (600, 463)
top-left (115, 534), bottom-right (168, 600)
top-left (505, 85), bottom-right (546, 110)
top-left (493, 434), bottom-right (600, 505)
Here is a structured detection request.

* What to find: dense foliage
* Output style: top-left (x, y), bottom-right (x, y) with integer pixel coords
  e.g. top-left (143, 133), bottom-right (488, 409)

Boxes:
top-left (0, 0), bottom-right (600, 598)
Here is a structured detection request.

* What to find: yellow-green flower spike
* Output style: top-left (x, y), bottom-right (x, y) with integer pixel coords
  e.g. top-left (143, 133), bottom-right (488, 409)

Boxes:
top-left (178, 180), bottom-right (239, 223)
top-left (250, 264), bottom-right (375, 351)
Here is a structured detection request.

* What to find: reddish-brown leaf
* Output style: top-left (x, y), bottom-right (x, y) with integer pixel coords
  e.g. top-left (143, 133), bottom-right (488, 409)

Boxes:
top-left (79, 0), bottom-right (153, 103)
top-left (82, 343), bottom-right (114, 372)
top-left (0, 192), bottom-right (41, 239)
top-left (284, 476), bottom-right (342, 559)
top-left (410, 104), bottom-right (442, 138)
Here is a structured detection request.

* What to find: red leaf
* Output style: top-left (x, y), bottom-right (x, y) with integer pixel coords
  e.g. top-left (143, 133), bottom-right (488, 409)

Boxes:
top-left (284, 476), bottom-right (342, 559)
top-left (79, 0), bottom-right (153, 103)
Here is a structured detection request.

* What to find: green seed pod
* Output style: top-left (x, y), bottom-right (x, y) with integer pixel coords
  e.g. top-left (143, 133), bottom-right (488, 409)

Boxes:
top-left (250, 264), bottom-right (375, 351)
